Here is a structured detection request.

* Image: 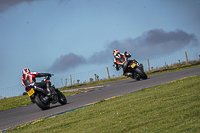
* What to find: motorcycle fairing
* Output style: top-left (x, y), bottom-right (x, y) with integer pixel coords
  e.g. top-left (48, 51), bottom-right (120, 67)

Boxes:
top-left (123, 60), bottom-right (138, 73)
top-left (124, 60), bottom-right (136, 68)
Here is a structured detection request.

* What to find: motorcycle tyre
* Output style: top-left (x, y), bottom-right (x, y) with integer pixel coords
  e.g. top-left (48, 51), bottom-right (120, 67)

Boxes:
top-left (35, 93), bottom-right (50, 110)
top-left (135, 66), bottom-right (147, 79)
top-left (57, 90), bottom-right (67, 105)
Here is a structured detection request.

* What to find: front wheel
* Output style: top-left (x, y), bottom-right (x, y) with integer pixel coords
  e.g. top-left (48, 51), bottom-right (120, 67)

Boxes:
top-left (35, 93), bottom-right (50, 110)
top-left (135, 66), bottom-right (147, 80)
top-left (57, 90), bottom-right (67, 105)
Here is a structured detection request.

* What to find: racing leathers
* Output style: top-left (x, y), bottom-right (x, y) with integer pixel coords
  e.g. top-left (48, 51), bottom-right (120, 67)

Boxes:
top-left (21, 72), bottom-right (52, 96)
top-left (113, 51), bottom-right (131, 76)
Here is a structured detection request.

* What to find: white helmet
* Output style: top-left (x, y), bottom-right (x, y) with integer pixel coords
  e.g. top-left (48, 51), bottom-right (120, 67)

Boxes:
top-left (22, 68), bottom-right (30, 74)
top-left (113, 49), bottom-right (120, 57)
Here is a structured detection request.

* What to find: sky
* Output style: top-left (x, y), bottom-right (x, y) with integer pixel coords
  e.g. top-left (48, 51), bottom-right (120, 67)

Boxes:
top-left (0, 0), bottom-right (200, 91)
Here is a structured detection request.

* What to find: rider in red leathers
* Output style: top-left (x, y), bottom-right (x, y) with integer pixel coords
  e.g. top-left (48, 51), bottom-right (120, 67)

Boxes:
top-left (113, 49), bottom-right (132, 77)
top-left (21, 68), bottom-right (52, 96)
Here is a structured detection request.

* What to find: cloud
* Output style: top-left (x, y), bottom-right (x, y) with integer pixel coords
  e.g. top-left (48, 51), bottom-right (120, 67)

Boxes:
top-left (48, 50), bottom-right (112, 73)
top-left (143, 29), bottom-right (198, 50)
top-left (48, 53), bottom-right (87, 73)
top-left (0, 0), bottom-right (71, 13)
top-left (88, 49), bottom-right (112, 64)
top-left (109, 29), bottom-right (199, 59)
top-left (48, 29), bottom-right (199, 73)
top-left (0, 0), bottom-right (36, 13)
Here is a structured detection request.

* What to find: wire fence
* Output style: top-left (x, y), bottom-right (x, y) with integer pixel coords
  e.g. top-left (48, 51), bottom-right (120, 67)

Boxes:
top-left (0, 48), bottom-right (200, 99)
top-left (51, 68), bottom-right (110, 88)
top-left (147, 49), bottom-right (200, 71)
top-left (147, 51), bottom-right (186, 71)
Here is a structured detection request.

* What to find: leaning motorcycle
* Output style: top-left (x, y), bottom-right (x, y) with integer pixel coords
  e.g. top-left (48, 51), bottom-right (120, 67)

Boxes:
top-left (115, 55), bottom-right (147, 80)
top-left (25, 75), bottom-right (67, 110)
top-left (124, 59), bottom-right (147, 80)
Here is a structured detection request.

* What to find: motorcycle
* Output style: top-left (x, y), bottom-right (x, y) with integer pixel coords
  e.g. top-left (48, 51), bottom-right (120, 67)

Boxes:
top-left (25, 75), bottom-right (67, 110)
top-left (114, 54), bottom-right (147, 80)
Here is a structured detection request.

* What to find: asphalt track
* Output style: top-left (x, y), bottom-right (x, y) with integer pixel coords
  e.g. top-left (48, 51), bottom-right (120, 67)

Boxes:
top-left (1, 67), bottom-right (200, 131)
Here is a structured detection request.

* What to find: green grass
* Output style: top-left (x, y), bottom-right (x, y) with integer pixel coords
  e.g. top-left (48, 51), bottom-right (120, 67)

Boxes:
top-left (0, 60), bottom-right (200, 111)
top-left (8, 74), bottom-right (200, 133)
top-left (146, 60), bottom-right (200, 74)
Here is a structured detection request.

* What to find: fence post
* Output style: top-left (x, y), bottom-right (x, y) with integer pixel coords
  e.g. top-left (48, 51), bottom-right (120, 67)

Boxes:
top-left (106, 67), bottom-right (110, 79)
top-left (69, 75), bottom-right (72, 86)
top-left (147, 59), bottom-right (150, 72)
top-left (185, 51), bottom-right (188, 64)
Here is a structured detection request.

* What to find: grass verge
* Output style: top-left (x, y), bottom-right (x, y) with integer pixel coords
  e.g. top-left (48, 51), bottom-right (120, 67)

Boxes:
top-left (8, 74), bottom-right (200, 133)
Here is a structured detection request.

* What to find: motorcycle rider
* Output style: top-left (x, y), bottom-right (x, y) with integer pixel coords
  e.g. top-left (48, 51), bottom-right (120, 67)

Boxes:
top-left (21, 68), bottom-right (52, 96)
top-left (113, 49), bottom-right (132, 77)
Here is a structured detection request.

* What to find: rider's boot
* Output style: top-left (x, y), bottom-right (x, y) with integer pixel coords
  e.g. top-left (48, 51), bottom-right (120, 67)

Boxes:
top-left (45, 88), bottom-right (51, 96)
top-left (125, 72), bottom-right (132, 77)
top-left (46, 82), bottom-right (52, 97)
top-left (123, 71), bottom-right (132, 77)
top-left (50, 85), bottom-right (57, 95)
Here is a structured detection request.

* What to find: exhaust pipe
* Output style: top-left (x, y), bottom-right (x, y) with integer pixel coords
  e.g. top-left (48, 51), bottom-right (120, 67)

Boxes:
top-left (34, 86), bottom-right (45, 93)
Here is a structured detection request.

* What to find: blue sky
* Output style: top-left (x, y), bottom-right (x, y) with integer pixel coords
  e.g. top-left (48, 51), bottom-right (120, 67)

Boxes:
top-left (0, 0), bottom-right (200, 89)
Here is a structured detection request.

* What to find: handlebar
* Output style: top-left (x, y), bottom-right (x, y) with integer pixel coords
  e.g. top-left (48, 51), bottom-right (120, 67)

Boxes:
top-left (45, 74), bottom-right (54, 80)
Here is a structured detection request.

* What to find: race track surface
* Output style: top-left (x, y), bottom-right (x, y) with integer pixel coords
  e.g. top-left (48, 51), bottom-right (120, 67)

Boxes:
top-left (1, 67), bottom-right (200, 131)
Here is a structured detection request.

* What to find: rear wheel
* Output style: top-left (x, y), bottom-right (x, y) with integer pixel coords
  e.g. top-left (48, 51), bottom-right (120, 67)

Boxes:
top-left (35, 93), bottom-right (50, 110)
top-left (135, 66), bottom-right (147, 79)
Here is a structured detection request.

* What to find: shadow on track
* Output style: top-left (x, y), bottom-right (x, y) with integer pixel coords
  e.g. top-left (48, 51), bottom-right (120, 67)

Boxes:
top-left (126, 78), bottom-right (150, 83)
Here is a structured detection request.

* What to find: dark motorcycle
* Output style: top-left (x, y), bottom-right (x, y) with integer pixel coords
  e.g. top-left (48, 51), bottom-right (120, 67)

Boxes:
top-left (124, 59), bottom-right (147, 80)
top-left (25, 75), bottom-right (67, 110)
top-left (115, 55), bottom-right (147, 80)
